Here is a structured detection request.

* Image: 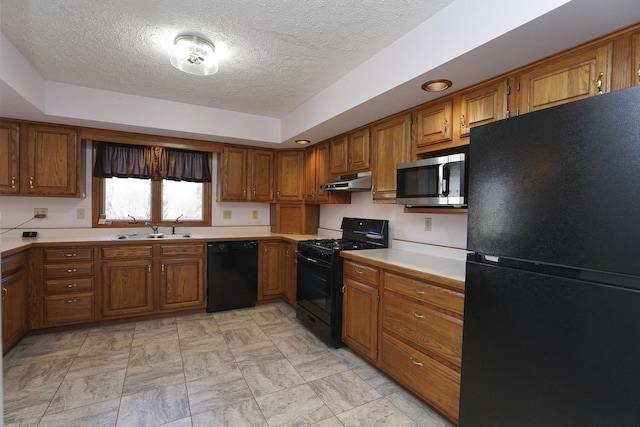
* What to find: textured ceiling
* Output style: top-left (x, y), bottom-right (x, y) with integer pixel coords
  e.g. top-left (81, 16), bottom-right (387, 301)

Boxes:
top-left (1, 0), bottom-right (454, 118)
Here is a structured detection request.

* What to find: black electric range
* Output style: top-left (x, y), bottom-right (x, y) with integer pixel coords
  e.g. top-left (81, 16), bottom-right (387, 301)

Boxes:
top-left (296, 217), bottom-right (389, 347)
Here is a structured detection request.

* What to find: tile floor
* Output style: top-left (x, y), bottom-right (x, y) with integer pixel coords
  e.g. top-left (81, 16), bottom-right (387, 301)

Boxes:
top-left (3, 302), bottom-right (453, 427)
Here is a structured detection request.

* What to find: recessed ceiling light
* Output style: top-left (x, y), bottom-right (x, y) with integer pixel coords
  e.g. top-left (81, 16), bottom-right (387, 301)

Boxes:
top-left (295, 139), bottom-right (311, 145)
top-left (421, 79), bottom-right (452, 92)
top-left (170, 35), bottom-right (218, 76)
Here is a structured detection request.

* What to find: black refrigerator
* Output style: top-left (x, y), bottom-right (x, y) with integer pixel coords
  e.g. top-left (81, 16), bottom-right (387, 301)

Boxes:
top-left (458, 85), bottom-right (640, 427)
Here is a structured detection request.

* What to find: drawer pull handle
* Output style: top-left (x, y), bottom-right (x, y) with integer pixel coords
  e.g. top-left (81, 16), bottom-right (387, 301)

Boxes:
top-left (2, 287), bottom-right (7, 299)
top-left (65, 298), bottom-right (77, 304)
top-left (413, 312), bottom-right (425, 319)
top-left (410, 357), bottom-right (424, 367)
top-left (67, 268), bottom-right (77, 273)
top-left (64, 253), bottom-right (77, 258)
top-left (414, 289), bottom-right (426, 295)
top-left (355, 269), bottom-right (363, 274)
top-left (29, 177), bottom-right (34, 188)
top-left (11, 176), bottom-right (16, 188)
top-left (342, 285), bottom-right (346, 295)
top-left (67, 284), bottom-right (77, 288)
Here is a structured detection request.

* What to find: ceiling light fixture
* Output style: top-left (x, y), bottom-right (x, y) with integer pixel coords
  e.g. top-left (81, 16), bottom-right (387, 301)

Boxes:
top-left (170, 35), bottom-right (218, 76)
top-left (295, 139), bottom-right (311, 145)
top-left (421, 79), bottom-right (452, 92)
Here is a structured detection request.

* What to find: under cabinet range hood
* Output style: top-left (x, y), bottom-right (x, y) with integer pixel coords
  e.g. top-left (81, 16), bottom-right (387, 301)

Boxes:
top-left (319, 171), bottom-right (372, 191)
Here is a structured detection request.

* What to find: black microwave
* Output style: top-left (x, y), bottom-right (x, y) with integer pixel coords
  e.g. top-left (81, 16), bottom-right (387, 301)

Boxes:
top-left (396, 153), bottom-right (467, 207)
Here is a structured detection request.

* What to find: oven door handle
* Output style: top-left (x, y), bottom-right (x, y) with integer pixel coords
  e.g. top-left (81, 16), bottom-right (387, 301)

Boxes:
top-left (295, 251), bottom-right (333, 269)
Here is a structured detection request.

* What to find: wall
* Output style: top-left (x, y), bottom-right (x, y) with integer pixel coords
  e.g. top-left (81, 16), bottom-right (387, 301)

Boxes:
top-left (320, 192), bottom-right (467, 249)
top-left (0, 141), bottom-right (271, 231)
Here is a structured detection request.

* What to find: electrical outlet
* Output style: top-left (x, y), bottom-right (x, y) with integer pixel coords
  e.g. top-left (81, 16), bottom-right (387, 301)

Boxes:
top-left (424, 217), bottom-right (432, 231)
top-left (223, 210), bottom-right (232, 219)
top-left (252, 210), bottom-right (258, 220)
top-left (77, 208), bottom-right (86, 220)
top-left (34, 208), bottom-right (48, 218)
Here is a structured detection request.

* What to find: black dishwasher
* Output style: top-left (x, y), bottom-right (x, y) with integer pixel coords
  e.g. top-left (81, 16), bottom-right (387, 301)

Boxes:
top-left (206, 241), bottom-right (258, 313)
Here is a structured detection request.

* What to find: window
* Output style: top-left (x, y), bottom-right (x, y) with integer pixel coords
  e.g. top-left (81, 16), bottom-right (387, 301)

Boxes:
top-left (93, 142), bottom-right (212, 227)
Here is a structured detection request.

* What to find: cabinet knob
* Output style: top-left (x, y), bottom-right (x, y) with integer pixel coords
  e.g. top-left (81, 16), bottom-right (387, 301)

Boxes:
top-left (161, 264), bottom-right (165, 273)
top-left (2, 287), bottom-right (7, 300)
top-left (64, 253), bottom-right (77, 258)
top-left (637, 62), bottom-right (640, 83)
top-left (414, 289), bottom-right (426, 295)
top-left (148, 265), bottom-right (151, 274)
top-left (67, 283), bottom-right (77, 288)
top-left (443, 119), bottom-right (448, 134)
top-left (276, 190), bottom-right (281, 198)
top-left (65, 298), bottom-right (77, 304)
top-left (460, 114), bottom-right (466, 129)
top-left (355, 269), bottom-right (363, 275)
top-left (66, 268), bottom-right (77, 273)
top-left (410, 357), bottom-right (424, 367)
top-left (11, 176), bottom-right (16, 189)
top-left (29, 177), bottom-right (34, 188)
top-left (342, 285), bottom-right (346, 295)
top-left (413, 312), bottom-right (426, 319)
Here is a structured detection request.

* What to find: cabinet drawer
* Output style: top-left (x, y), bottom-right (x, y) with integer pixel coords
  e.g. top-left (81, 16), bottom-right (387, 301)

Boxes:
top-left (43, 263), bottom-right (94, 279)
top-left (384, 292), bottom-right (463, 368)
top-left (102, 245), bottom-right (153, 259)
top-left (1, 252), bottom-right (26, 276)
top-left (344, 260), bottom-right (379, 286)
top-left (44, 293), bottom-right (95, 325)
top-left (45, 277), bottom-right (94, 294)
top-left (43, 247), bottom-right (94, 262)
top-left (381, 332), bottom-right (460, 423)
top-left (384, 271), bottom-right (464, 315)
top-left (161, 244), bottom-right (205, 257)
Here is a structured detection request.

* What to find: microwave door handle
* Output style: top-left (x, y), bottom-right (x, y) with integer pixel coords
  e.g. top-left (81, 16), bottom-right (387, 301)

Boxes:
top-left (439, 163), bottom-right (449, 197)
top-left (438, 163), bottom-right (445, 196)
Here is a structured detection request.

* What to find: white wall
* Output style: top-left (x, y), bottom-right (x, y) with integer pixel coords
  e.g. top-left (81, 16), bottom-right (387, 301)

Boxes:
top-left (0, 143), bottom-right (271, 231)
top-left (320, 192), bottom-right (467, 249)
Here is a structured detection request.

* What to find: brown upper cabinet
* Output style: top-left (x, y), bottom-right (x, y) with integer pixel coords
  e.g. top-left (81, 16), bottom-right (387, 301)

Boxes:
top-left (0, 121), bottom-right (19, 195)
top-left (219, 146), bottom-right (274, 202)
top-left (516, 42), bottom-right (612, 114)
top-left (275, 150), bottom-right (304, 202)
top-left (371, 113), bottom-right (411, 202)
top-left (329, 127), bottom-right (371, 176)
top-left (303, 142), bottom-right (350, 204)
top-left (0, 122), bottom-right (82, 197)
top-left (632, 31), bottom-right (640, 87)
top-left (414, 99), bottom-right (453, 148)
top-left (457, 79), bottom-right (509, 138)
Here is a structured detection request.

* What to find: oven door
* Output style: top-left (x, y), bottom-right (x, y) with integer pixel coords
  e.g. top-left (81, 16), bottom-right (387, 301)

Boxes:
top-left (295, 252), bottom-right (336, 325)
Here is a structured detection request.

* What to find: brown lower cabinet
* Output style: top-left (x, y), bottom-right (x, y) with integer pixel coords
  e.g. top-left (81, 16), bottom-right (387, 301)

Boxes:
top-left (2, 252), bottom-right (28, 353)
top-left (341, 255), bottom-right (465, 425)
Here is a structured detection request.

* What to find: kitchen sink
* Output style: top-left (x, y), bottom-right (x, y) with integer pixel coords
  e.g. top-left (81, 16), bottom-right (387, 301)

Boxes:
top-left (112, 233), bottom-right (195, 240)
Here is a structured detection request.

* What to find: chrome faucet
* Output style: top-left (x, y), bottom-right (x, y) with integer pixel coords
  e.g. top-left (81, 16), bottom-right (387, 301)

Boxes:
top-left (144, 222), bottom-right (159, 234)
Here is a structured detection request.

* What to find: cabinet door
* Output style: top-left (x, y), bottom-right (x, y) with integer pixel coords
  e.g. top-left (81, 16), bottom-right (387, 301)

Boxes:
top-left (220, 146), bottom-right (248, 201)
top-left (258, 241), bottom-right (283, 299)
top-left (284, 243), bottom-right (297, 306)
top-left (102, 260), bottom-right (154, 317)
top-left (632, 32), bottom-right (640, 87)
top-left (303, 146), bottom-right (318, 202)
top-left (26, 124), bottom-right (79, 196)
top-left (160, 257), bottom-right (205, 310)
top-left (458, 80), bottom-right (508, 138)
top-left (415, 99), bottom-right (453, 147)
top-left (329, 135), bottom-right (349, 175)
top-left (342, 277), bottom-right (379, 363)
top-left (2, 269), bottom-right (27, 353)
top-left (249, 149), bottom-right (274, 202)
top-left (371, 113), bottom-right (411, 202)
top-left (276, 150), bottom-right (304, 202)
top-left (0, 121), bottom-right (19, 195)
top-left (518, 42), bottom-right (612, 114)
top-left (348, 127), bottom-right (371, 172)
